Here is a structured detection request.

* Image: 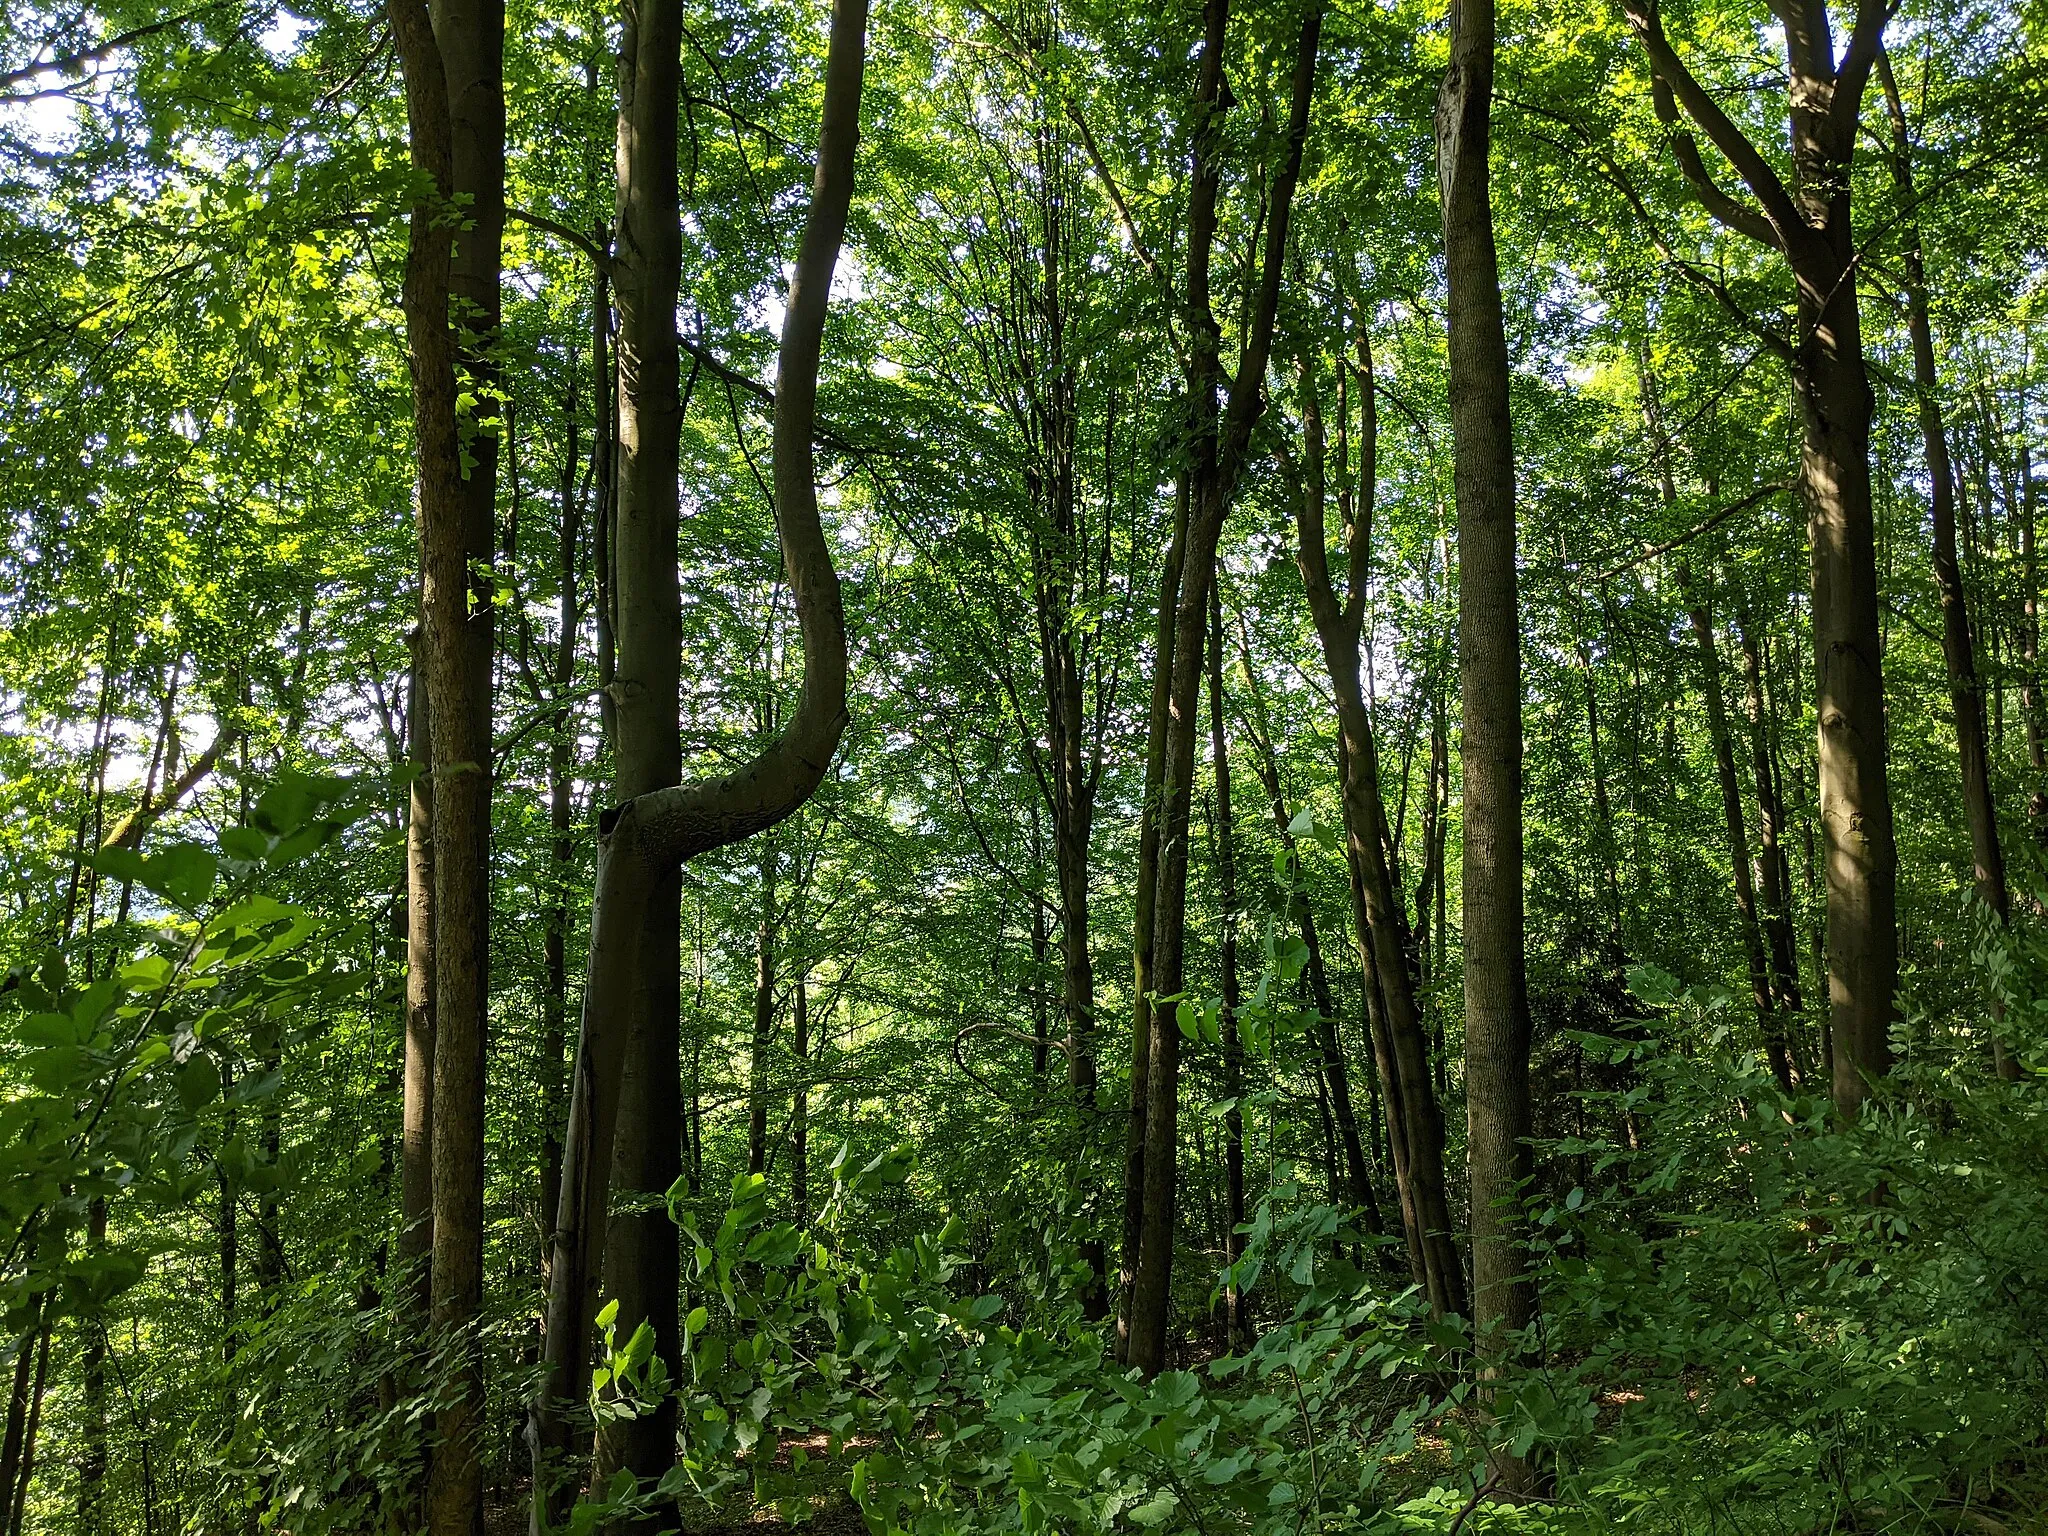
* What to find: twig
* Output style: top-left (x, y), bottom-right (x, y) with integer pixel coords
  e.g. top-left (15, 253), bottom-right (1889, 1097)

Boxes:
top-left (1447, 1470), bottom-right (1502, 1536)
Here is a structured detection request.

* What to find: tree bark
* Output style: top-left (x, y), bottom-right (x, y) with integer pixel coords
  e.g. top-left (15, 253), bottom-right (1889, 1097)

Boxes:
top-left (1119, 472), bottom-right (1185, 1363)
top-left (1287, 341), bottom-right (1461, 1314)
top-left (79, 1202), bottom-right (106, 1534)
top-left (1683, 567), bottom-right (1791, 1088)
top-left (1623, 0), bottom-right (1897, 1116)
top-left (792, 970), bottom-right (811, 1219)
top-left (540, 376), bottom-right (582, 1297)
top-left (1735, 605), bottom-right (1808, 1033)
top-left (749, 836), bottom-right (780, 1176)
top-left (388, 0), bottom-right (501, 1524)
top-left (1128, 0), bottom-right (1321, 1381)
top-left (1203, 587), bottom-right (1249, 1349)
top-left (529, 2), bottom-right (866, 1521)
top-left (1439, 0), bottom-right (1534, 1488)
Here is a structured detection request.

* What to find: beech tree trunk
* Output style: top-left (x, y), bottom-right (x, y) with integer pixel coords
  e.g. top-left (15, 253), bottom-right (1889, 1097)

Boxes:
top-left (792, 971), bottom-right (811, 1218)
top-left (1127, 0), bottom-right (1321, 1381)
top-left (1683, 568), bottom-right (1792, 1089)
top-left (1203, 588), bottom-right (1249, 1348)
top-left (1735, 606), bottom-right (1806, 1031)
top-left (749, 836), bottom-right (780, 1176)
top-left (1439, 0), bottom-right (1534, 1489)
top-left (528, 3), bottom-right (866, 1522)
top-left (1624, 0), bottom-right (1897, 1116)
top-left (1119, 470), bottom-right (1185, 1362)
top-left (388, 0), bottom-right (501, 1523)
top-left (402, 655), bottom-right (437, 1343)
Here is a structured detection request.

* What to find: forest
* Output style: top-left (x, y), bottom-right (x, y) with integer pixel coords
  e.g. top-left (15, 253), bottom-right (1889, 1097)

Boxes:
top-left (2, 0), bottom-right (2045, 1530)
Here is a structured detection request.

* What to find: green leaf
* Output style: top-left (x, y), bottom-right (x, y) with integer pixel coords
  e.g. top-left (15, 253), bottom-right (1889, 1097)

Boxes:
top-left (144, 844), bottom-right (217, 907)
top-left (19, 1013), bottom-right (80, 1047)
top-left (176, 1052), bottom-right (222, 1111)
top-left (219, 827), bottom-right (272, 861)
top-left (89, 846), bottom-right (149, 886)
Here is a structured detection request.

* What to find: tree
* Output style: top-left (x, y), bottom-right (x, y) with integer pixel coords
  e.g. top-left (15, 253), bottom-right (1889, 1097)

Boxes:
top-left (529, 0), bottom-right (868, 1519)
top-left (1620, 0), bottom-right (1898, 1114)
top-left (1438, 0), bottom-right (1533, 1489)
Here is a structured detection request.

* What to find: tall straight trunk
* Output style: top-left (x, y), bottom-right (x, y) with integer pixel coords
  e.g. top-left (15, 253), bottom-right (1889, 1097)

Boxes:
top-left (0, 1319), bottom-right (32, 1531)
top-left (1029, 829), bottom-right (1050, 1081)
top-left (589, 0), bottom-right (687, 1515)
top-left (0, 1328), bottom-right (46, 1536)
top-left (1203, 588), bottom-right (1248, 1348)
top-left (1682, 569), bottom-right (1792, 1089)
top-left (388, 0), bottom-right (501, 1526)
top-left (1798, 191), bottom-right (1896, 1120)
top-left (1288, 344), bottom-right (1461, 1314)
top-left (402, 656), bottom-right (436, 1325)
top-left (2019, 432), bottom-right (2047, 841)
top-left (1119, 472), bottom-right (1186, 1362)
top-left (748, 836), bottom-right (780, 1175)
top-left (1637, 381), bottom-right (1785, 1086)
top-left (529, 5), bottom-right (865, 1521)
top-left (80, 1216), bottom-right (107, 1533)
top-left (1439, 0), bottom-right (1533, 1488)
top-left (539, 421), bottom-right (581, 1283)
top-left (792, 971), bottom-right (811, 1219)
top-left (1877, 51), bottom-right (2018, 1080)
top-left (1128, 0), bottom-right (1321, 1380)
top-left (1735, 605), bottom-right (1807, 1027)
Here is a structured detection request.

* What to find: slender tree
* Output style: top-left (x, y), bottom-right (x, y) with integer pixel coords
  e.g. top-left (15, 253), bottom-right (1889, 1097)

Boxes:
top-left (1439, 0), bottom-right (1533, 1489)
top-left (530, 0), bottom-right (868, 1520)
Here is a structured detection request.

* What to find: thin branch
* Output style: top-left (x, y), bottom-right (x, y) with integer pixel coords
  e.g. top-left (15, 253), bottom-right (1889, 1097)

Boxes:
top-left (1593, 479), bottom-right (1793, 580)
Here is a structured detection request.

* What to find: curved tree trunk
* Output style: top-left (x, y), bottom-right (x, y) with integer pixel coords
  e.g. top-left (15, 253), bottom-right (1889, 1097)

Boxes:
top-left (528, 3), bottom-right (867, 1523)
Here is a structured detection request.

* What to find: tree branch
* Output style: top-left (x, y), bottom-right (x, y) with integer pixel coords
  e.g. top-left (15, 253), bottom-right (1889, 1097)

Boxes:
top-left (1620, 0), bottom-right (1811, 252)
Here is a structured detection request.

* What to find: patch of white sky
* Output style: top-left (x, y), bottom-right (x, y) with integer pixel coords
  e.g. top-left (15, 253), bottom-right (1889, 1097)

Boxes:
top-left (1, 6), bottom-right (314, 159)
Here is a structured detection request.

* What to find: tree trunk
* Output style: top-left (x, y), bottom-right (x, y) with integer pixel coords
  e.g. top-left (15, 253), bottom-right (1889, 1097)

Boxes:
top-left (2019, 432), bottom-right (2047, 842)
top-left (1877, 49), bottom-right (2018, 1080)
top-left (1682, 568), bottom-right (1791, 1089)
top-left (1734, 606), bottom-right (1805, 1018)
top-left (792, 971), bottom-right (811, 1219)
top-left (539, 393), bottom-right (581, 1291)
top-left (0, 1321), bottom-right (31, 1530)
top-left (1235, 638), bottom-right (1392, 1250)
top-left (588, 0), bottom-right (688, 1515)
top-left (402, 651), bottom-right (437, 1338)
top-left (1204, 587), bottom-right (1249, 1349)
top-left (1288, 343), bottom-right (1459, 1311)
top-left (1119, 470), bottom-right (1186, 1362)
top-left (529, 3), bottom-right (865, 1521)
top-left (388, 0), bottom-right (502, 1525)
top-left (1800, 241), bottom-right (1897, 1117)
top-left (1128, 0), bottom-right (1321, 1381)
top-left (0, 1328), bottom-right (46, 1536)
top-left (1439, 0), bottom-right (1534, 1488)
top-left (79, 1202), bottom-right (107, 1534)
top-left (749, 836), bottom-right (780, 1176)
